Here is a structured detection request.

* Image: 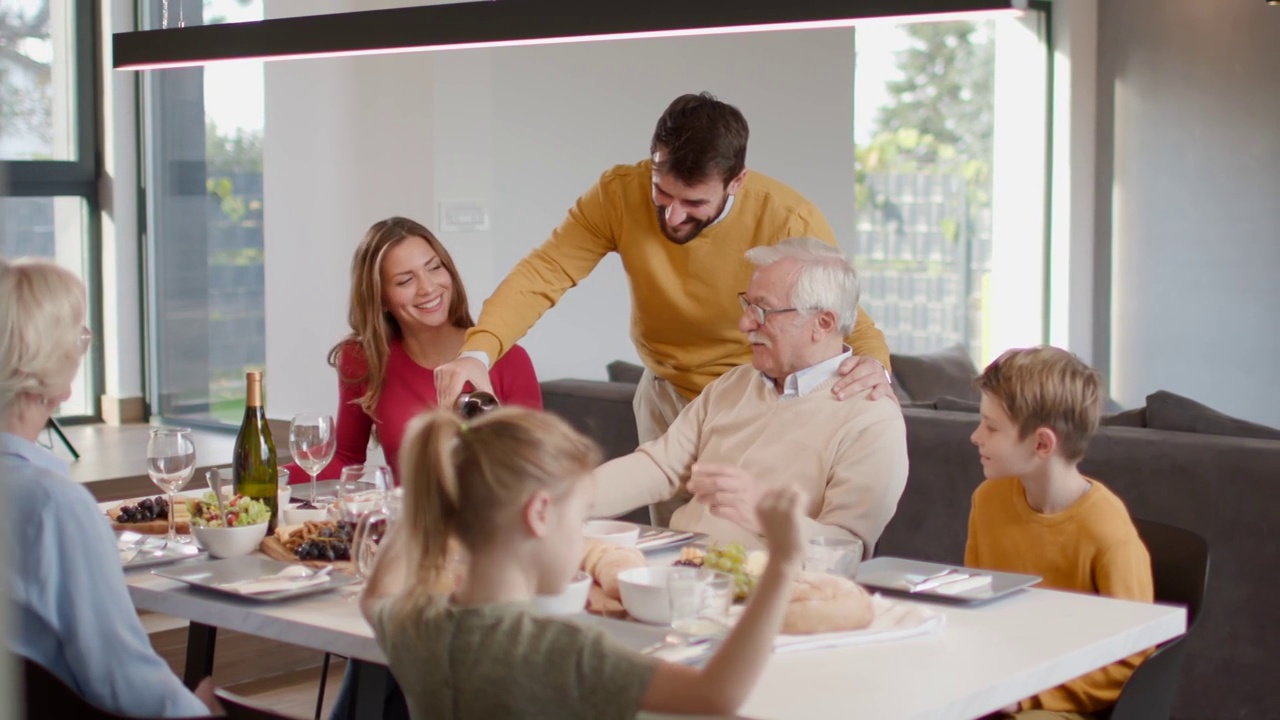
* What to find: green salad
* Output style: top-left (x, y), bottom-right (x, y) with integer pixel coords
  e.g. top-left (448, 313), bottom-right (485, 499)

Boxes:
top-left (187, 492), bottom-right (271, 528)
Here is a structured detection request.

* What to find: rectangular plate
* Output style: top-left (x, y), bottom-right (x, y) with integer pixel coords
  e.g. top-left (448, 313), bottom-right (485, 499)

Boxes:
top-left (118, 531), bottom-right (205, 569)
top-left (152, 555), bottom-right (359, 602)
top-left (856, 557), bottom-right (1041, 605)
top-left (633, 524), bottom-right (707, 554)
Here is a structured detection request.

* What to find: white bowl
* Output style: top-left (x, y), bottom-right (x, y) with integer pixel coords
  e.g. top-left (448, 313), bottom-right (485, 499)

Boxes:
top-left (532, 571), bottom-right (592, 616)
top-left (616, 566), bottom-right (681, 624)
top-left (191, 522), bottom-right (269, 558)
top-left (582, 520), bottom-right (640, 548)
top-left (282, 506), bottom-right (331, 526)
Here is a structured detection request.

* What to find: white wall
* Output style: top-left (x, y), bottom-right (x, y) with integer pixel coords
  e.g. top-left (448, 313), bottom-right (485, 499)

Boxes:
top-left (1098, 0), bottom-right (1280, 425)
top-left (264, 28), bottom-right (856, 418)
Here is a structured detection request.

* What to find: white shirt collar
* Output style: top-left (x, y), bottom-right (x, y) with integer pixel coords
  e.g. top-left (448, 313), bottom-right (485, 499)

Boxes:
top-left (762, 345), bottom-right (853, 398)
top-left (710, 194), bottom-right (735, 226)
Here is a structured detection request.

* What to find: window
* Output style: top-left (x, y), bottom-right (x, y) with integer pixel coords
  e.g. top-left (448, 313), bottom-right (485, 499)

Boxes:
top-left (0, 0), bottom-right (99, 419)
top-left (142, 0), bottom-right (265, 425)
top-left (853, 12), bottom-right (1049, 366)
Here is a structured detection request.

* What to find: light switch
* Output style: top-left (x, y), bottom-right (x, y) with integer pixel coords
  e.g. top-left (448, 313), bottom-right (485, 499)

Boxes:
top-left (439, 201), bottom-right (490, 232)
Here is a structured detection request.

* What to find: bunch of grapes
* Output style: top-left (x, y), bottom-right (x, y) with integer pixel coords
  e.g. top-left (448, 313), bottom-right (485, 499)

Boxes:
top-left (293, 522), bottom-right (357, 562)
top-left (117, 496), bottom-right (169, 523)
top-left (702, 543), bottom-right (756, 600)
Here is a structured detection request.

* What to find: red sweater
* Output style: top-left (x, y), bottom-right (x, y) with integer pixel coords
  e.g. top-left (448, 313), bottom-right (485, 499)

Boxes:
top-left (283, 339), bottom-right (542, 485)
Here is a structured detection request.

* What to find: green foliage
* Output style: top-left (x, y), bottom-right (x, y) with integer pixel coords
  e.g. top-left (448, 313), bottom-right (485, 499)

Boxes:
top-left (205, 118), bottom-right (264, 226)
top-left (856, 21), bottom-right (996, 241)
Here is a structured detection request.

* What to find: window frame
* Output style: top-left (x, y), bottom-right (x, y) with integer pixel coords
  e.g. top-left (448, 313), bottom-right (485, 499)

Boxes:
top-left (0, 0), bottom-right (104, 424)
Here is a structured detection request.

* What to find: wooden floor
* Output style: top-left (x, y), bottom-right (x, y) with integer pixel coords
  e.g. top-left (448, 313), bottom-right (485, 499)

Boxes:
top-left (145, 614), bottom-right (348, 719)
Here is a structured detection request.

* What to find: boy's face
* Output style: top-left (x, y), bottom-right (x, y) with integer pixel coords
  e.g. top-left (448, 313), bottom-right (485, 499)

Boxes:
top-left (971, 392), bottom-right (1042, 479)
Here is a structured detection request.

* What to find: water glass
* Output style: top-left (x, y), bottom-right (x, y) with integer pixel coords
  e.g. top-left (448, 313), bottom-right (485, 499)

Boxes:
top-left (667, 568), bottom-right (734, 637)
top-left (333, 464), bottom-right (391, 522)
top-left (146, 427), bottom-right (196, 543)
top-left (276, 467), bottom-right (291, 521)
top-left (805, 536), bottom-right (865, 580)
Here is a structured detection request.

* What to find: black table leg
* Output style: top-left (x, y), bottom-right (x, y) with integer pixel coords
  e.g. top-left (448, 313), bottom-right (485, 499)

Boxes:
top-left (183, 621), bottom-right (218, 689)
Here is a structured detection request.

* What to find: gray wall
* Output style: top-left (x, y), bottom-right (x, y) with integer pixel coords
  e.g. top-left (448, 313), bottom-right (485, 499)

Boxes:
top-left (1097, 0), bottom-right (1280, 425)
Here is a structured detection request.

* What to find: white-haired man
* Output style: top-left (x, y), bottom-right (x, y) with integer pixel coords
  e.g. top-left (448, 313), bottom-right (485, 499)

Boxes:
top-left (592, 237), bottom-right (908, 552)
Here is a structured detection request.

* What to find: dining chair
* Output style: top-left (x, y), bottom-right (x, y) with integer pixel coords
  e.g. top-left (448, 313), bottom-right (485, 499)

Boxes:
top-left (20, 656), bottom-right (212, 720)
top-left (1102, 518), bottom-right (1210, 720)
top-left (215, 688), bottom-right (300, 720)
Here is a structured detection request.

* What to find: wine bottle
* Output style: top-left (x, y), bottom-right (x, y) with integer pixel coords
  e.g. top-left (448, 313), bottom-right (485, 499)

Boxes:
top-left (456, 390), bottom-right (500, 419)
top-left (232, 370), bottom-right (278, 531)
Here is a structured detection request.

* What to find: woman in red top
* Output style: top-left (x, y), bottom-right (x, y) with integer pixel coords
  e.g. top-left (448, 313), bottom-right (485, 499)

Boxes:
top-left (284, 216), bottom-right (542, 485)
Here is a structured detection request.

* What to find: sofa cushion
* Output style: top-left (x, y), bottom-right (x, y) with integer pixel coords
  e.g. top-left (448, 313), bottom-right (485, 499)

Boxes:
top-left (606, 360), bottom-right (645, 385)
top-left (889, 344), bottom-right (980, 403)
top-left (1101, 407), bottom-right (1147, 428)
top-left (1146, 390), bottom-right (1280, 440)
top-left (934, 396), bottom-right (980, 413)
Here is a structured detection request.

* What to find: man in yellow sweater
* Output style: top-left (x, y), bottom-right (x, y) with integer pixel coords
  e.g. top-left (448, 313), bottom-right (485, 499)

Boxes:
top-left (591, 238), bottom-right (908, 553)
top-left (435, 92), bottom-right (893, 453)
top-left (966, 346), bottom-right (1154, 718)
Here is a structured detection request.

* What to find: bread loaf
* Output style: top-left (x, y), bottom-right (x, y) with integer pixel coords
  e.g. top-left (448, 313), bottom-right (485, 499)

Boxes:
top-left (782, 572), bottom-right (874, 635)
top-left (580, 539), bottom-right (646, 601)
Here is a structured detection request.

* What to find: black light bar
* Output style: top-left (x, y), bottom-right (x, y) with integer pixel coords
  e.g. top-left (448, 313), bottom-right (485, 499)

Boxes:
top-left (113, 0), bottom-right (1029, 71)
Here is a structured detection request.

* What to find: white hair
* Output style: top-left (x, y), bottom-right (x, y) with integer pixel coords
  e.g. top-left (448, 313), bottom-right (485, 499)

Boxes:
top-left (744, 237), bottom-right (860, 335)
top-left (0, 258), bottom-right (87, 412)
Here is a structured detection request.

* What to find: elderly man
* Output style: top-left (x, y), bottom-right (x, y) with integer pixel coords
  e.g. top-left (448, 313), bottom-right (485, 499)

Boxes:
top-left (591, 237), bottom-right (909, 552)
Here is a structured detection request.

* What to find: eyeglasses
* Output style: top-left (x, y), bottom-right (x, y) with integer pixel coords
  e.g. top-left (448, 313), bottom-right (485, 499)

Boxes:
top-left (77, 326), bottom-right (92, 354)
top-left (738, 293), bottom-right (799, 325)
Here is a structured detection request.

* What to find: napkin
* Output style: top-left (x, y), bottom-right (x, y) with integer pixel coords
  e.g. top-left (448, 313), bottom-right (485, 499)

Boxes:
top-left (219, 566), bottom-right (331, 595)
top-left (773, 594), bottom-right (943, 653)
top-left (932, 574), bottom-right (993, 596)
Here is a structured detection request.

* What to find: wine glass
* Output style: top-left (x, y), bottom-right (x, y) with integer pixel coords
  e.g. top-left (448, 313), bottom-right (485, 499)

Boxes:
top-left (289, 414), bottom-right (336, 506)
top-left (147, 427), bottom-right (197, 544)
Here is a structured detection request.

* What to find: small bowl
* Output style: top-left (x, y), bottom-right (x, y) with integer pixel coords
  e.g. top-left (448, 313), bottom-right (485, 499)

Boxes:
top-left (191, 522), bottom-right (269, 558)
top-left (282, 505), bottom-right (331, 526)
top-left (617, 566), bottom-right (680, 624)
top-left (532, 571), bottom-right (592, 616)
top-left (582, 520), bottom-right (640, 548)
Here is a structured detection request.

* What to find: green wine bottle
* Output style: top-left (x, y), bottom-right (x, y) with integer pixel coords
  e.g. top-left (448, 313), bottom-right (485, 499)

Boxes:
top-left (232, 370), bottom-right (278, 531)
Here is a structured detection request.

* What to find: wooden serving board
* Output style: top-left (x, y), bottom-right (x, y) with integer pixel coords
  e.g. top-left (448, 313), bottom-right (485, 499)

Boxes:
top-left (106, 503), bottom-right (191, 535)
top-left (258, 535), bottom-right (356, 574)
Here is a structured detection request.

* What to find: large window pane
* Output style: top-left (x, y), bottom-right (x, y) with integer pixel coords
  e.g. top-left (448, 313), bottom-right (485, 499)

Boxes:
top-left (0, 0), bottom-right (77, 160)
top-left (854, 15), bottom-right (1048, 366)
top-left (0, 195), bottom-right (93, 417)
top-left (144, 0), bottom-right (265, 425)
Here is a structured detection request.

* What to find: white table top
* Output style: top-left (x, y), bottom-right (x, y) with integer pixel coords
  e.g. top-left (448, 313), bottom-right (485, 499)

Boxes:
top-left (121, 552), bottom-right (1184, 720)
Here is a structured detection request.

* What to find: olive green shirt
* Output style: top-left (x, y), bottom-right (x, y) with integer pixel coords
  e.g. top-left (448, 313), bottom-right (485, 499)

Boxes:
top-left (370, 595), bottom-right (659, 720)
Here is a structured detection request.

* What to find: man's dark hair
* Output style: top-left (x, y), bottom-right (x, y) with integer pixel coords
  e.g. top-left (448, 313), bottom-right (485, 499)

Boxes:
top-left (650, 92), bottom-right (749, 187)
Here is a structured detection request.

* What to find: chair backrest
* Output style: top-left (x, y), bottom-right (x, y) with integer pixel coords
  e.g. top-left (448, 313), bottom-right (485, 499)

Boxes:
top-left (214, 688), bottom-right (299, 720)
top-left (21, 656), bottom-right (211, 720)
top-left (1133, 517), bottom-right (1210, 628)
top-left (1105, 518), bottom-right (1210, 720)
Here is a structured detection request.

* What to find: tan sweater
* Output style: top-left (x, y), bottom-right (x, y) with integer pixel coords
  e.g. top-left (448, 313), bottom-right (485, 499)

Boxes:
top-left (461, 160), bottom-right (889, 398)
top-left (592, 363), bottom-right (909, 552)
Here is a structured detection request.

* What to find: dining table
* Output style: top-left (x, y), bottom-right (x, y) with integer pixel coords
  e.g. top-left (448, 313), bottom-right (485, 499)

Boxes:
top-left (114, 525), bottom-right (1187, 720)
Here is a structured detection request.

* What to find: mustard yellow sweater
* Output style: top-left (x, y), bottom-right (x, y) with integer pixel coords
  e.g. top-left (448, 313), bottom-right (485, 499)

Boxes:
top-left (463, 160), bottom-right (889, 399)
top-left (965, 476), bottom-right (1154, 714)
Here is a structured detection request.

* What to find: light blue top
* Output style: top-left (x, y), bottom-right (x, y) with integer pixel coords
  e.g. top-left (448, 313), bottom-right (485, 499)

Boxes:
top-left (1, 431), bottom-right (208, 717)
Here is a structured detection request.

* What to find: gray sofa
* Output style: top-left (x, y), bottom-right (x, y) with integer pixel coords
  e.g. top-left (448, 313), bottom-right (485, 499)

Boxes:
top-left (540, 376), bottom-right (1280, 720)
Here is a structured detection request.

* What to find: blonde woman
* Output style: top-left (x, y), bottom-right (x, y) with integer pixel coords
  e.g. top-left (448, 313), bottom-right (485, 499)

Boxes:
top-left (0, 258), bottom-right (217, 716)
top-left (362, 407), bottom-right (807, 720)
top-left (283, 216), bottom-right (542, 485)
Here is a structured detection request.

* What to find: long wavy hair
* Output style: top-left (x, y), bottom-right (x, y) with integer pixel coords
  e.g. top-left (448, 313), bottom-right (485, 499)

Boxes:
top-left (327, 217), bottom-right (474, 416)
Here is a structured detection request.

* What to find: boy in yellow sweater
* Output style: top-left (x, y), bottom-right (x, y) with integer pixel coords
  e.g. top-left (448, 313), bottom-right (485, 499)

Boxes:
top-left (965, 346), bottom-right (1153, 719)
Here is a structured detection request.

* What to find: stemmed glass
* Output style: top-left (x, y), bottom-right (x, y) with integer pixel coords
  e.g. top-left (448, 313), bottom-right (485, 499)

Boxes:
top-left (289, 414), bottom-right (336, 506)
top-left (335, 464), bottom-right (392, 521)
top-left (147, 427), bottom-right (197, 544)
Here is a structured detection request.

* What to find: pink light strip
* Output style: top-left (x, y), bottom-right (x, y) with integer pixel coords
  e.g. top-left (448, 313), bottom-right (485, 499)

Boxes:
top-left (118, 9), bottom-right (1025, 71)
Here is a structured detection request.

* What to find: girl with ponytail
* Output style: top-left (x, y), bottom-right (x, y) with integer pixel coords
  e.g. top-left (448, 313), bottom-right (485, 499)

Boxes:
top-left (361, 406), bottom-right (808, 720)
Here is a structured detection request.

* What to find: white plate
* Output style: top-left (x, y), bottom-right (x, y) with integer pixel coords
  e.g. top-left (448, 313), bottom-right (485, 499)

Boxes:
top-left (856, 557), bottom-right (1041, 605)
top-left (152, 555), bottom-right (359, 602)
top-left (117, 531), bottom-right (204, 569)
